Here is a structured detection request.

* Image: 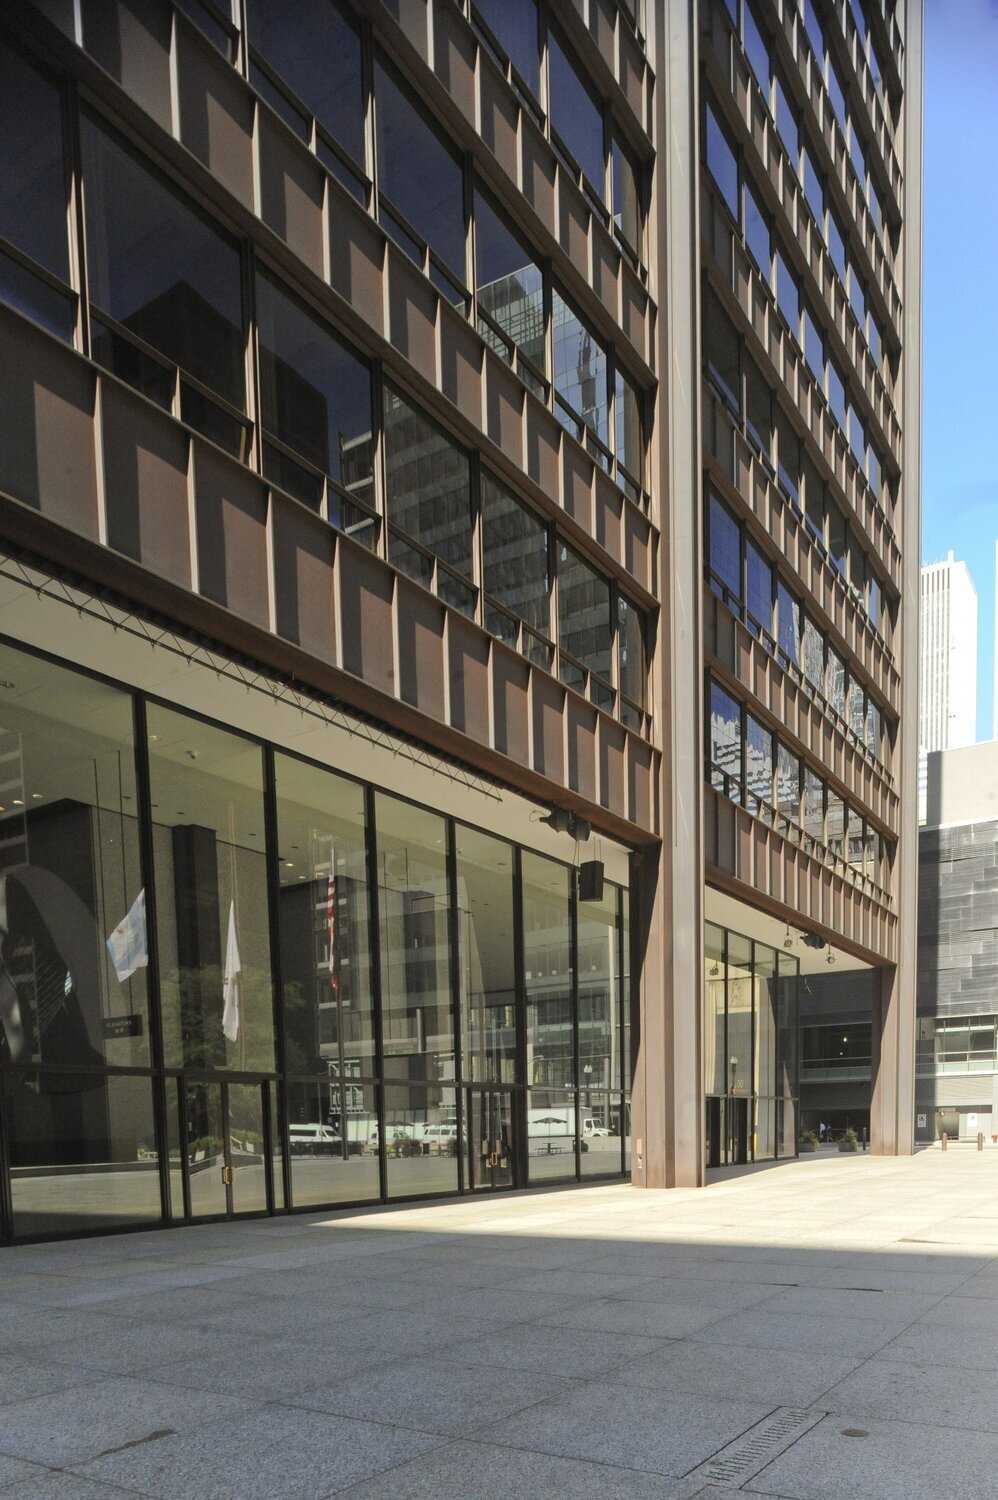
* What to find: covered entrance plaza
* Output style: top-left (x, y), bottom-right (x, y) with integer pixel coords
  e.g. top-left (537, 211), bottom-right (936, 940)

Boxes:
top-left (2, 1149), bottom-right (998, 1498)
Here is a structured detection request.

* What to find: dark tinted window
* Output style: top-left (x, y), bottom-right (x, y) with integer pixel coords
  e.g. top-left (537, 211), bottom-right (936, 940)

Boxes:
top-left (745, 714), bottom-right (773, 808)
top-left (744, 5), bottom-right (770, 96)
top-left (803, 146), bottom-right (823, 226)
top-left (827, 359), bottom-right (846, 427)
top-left (828, 502), bottom-right (847, 573)
top-left (709, 680), bottom-right (742, 797)
top-left (616, 366), bottom-right (644, 487)
top-left (612, 135), bottom-right (642, 251)
top-left (618, 595), bottom-right (646, 707)
top-left (706, 103), bottom-right (739, 220)
top-left (777, 580), bottom-right (801, 666)
top-left (827, 59), bottom-right (847, 130)
top-left (248, 0), bottom-right (364, 165)
top-left (474, 0), bottom-right (540, 98)
top-left (705, 289), bottom-right (740, 414)
top-left (548, 31), bottom-right (604, 195)
top-left (828, 212), bottom-right (846, 279)
top-left (375, 56), bottom-right (465, 281)
top-left (81, 115), bottom-right (244, 408)
top-left (558, 544), bottom-right (611, 680)
top-left (745, 356), bottom-right (772, 458)
top-left (383, 386), bottom-right (473, 579)
top-left (746, 539), bottom-right (773, 633)
top-left (474, 185), bottom-right (545, 374)
top-left (482, 471), bottom-right (550, 636)
top-left (552, 289), bottom-right (609, 445)
top-left (777, 415), bottom-right (801, 504)
top-left (709, 494), bottom-right (742, 600)
top-left (256, 269), bottom-right (372, 503)
top-left (803, 305), bottom-right (824, 384)
top-left (775, 249), bottom-right (799, 334)
top-left (0, 48), bottom-right (68, 280)
top-left (774, 74), bottom-right (798, 166)
top-left (744, 180), bottom-right (771, 277)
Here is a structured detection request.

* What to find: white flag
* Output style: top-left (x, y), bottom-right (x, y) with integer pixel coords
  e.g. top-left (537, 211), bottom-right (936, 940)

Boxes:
top-left (106, 889), bottom-right (148, 982)
top-left (222, 900), bottom-right (241, 1043)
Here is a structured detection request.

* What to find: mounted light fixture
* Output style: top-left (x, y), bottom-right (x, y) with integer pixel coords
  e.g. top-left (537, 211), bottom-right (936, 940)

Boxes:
top-left (783, 924), bottom-right (794, 949)
top-left (826, 946), bottom-right (836, 966)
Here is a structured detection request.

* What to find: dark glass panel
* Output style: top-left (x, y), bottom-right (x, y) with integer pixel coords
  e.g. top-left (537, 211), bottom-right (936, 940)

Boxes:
top-left (552, 288), bottom-right (609, 444)
top-left (287, 1077), bottom-right (380, 1206)
top-left (828, 212), bottom-right (846, 280)
top-left (179, 385), bottom-right (249, 459)
top-left (0, 250), bottom-right (74, 342)
top-left (548, 30), bottom-right (604, 195)
top-left (777, 580), bottom-right (801, 667)
top-left (827, 58), bottom-right (847, 130)
top-left (745, 538), bottom-right (772, 634)
top-left (482, 471), bottom-right (550, 637)
top-left (777, 743), bottom-right (801, 824)
top-left (617, 595), bottom-right (646, 708)
top-left (708, 493), bottom-right (742, 601)
top-left (558, 544), bottom-right (612, 681)
top-left (704, 922), bottom-right (726, 1095)
top-left (726, 933), bottom-right (752, 1097)
top-left (745, 356), bottom-right (772, 458)
top-left (615, 366), bottom-right (644, 484)
top-left (474, 186), bottom-right (545, 373)
top-left (91, 319), bottom-right (174, 409)
top-left (805, 0), bottom-right (824, 61)
top-left (753, 943), bottom-right (777, 1115)
top-left (81, 115), bottom-right (244, 408)
top-left (148, 706), bottom-right (274, 1072)
top-left (774, 74), bottom-right (798, 166)
top-left (803, 304), bottom-right (824, 385)
top-left (744, 5), bottom-right (770, 96)
top-left (383, 386), bottom-right (473, 578)
top-left (704, 289), bottom-right (740, 414)
top-left (705, 103), bottom-right (738, 221)
top-left (0, 643), bottom-right (149, 1070)
top-left (827, 359), bottom-right (846, 428)
top-left (777, 414), bottom-right (801, 505)
top-left (375, 55), bottom-right (465, 279)
top-left (709, 679), bottom-right (741, 799)
top-left (522, 853), bottom-right (573, 1089)
top-left (175, 0), bottom-right (235, 59)
top-left (375, 794), bottom-right (453, 1082)
top-left (803, 767), bottom-right (824, 842)
top-left (263, 442), bottom-right (324, 511)
top-left (527, 1086), bottom-right (577, 1181)
top-left (745, 714), bottom-right (773, 811)
top-left (744, 179), bottom-right (770, 277)
top-left (249, 0), bottom-right (365, 165)
top-left (7, 1071), bottom-right (159, 1237)
top-left (384, 1082), bottom-right (459, 1198)
top-left (577, 881), bottom-right (619, 1093)
top-left (775, 249), bottom-right (799, 335)
top-left (256, 269), bottom-right (373, 491)
top-left (804, 456), bottom-right (825, 543)
top-left (803, 146), bottom-right (823, 226)
top-left (0, 48), bottom-right (69, 280)
top-left (274, 754), bottom-right (373, 1078)
top-left (612, 135), bottom-right (642, 250)
top-left (828, 501), bottom-right (847, 574)
top-left (849, 404), bottom-right (866, 468)
top-left (474, 0), bottom-right (540, 97)
top-left (456, 827), bottom-right (516, 1084)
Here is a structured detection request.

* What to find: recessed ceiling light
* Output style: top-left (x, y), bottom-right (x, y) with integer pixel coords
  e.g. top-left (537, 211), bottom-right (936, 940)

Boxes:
top-left (13, 799), bottom-right (23, 807)
top-left (31, 793), bottom-right (42, 800)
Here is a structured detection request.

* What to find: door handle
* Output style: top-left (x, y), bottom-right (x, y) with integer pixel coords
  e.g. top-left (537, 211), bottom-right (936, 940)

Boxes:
top-left (221, 1164), bottom-right (233, 1186)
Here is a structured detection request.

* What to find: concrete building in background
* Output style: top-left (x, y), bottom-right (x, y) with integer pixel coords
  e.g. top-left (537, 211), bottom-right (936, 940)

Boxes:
top-left (0, 0), bottom-right (921, 1244)
top-left (918, 741), bottom-right (998, 1141)
top-left (919, 551), bottom-right (978, 754)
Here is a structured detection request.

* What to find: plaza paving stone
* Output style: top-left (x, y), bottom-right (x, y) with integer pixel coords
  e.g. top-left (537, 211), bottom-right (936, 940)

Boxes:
top-left (1, 1149), bottom-right (996, 1498)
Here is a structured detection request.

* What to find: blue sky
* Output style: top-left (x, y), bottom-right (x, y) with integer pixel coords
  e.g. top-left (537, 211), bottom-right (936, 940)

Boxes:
top-left (923, 0), bottom-right (998, 739)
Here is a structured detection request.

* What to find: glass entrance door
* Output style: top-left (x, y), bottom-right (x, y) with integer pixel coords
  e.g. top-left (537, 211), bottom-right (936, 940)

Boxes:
top-left (183, 1081), bottom-right (269, 1219)
top-left (466, 1089), bottom-right (515, 1191)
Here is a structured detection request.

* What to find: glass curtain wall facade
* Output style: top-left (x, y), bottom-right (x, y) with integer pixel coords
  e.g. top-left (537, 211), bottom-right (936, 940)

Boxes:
top-left (704, 920), bottom-right (799, 1167)
top-left (0, 637), bottom-right (631, 1243)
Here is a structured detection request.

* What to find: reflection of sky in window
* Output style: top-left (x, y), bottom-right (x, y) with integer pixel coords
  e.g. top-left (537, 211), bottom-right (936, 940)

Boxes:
top-left (250, 0), bottom-right (364, 163)
top-left (548, 32), bottom-right (604, 194)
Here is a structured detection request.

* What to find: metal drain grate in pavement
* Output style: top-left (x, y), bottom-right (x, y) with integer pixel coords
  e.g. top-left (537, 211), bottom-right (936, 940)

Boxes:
top-left (697, 1407), bottom-right (824, 1488)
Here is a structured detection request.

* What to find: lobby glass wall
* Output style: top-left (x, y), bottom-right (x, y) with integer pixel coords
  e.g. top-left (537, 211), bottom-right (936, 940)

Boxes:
top-left (0, 638), bottom-right (631, 1242)
top-left (704, 920), bottom-right (799, 1167)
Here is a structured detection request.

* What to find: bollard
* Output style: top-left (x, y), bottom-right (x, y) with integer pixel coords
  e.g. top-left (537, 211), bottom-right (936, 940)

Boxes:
top-left (941, 1131), bottom-right (948, 1151)
top-left (979, 1132), bottom-right (985, 1152)
top-left (861, 1127), bottom-right (868, 1152)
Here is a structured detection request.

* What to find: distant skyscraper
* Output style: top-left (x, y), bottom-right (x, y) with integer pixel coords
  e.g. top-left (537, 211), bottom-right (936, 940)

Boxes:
top-left (920, 552), bottom-right (978, 754)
